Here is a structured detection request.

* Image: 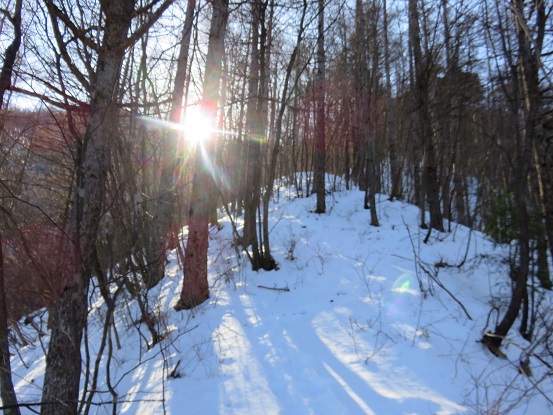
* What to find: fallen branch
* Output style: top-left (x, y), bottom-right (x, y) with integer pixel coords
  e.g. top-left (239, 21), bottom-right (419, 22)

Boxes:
top-left (257, 284), bottom-right (290, 292)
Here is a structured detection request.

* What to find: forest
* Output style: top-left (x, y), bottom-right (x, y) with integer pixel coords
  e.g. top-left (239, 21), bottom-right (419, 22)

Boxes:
top-left (0, 0), bottom-right (552, 413)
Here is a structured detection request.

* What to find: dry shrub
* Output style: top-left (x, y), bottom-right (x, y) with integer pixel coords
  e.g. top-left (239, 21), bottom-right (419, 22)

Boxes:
top-left (2, 223), bottom-right (77, 320)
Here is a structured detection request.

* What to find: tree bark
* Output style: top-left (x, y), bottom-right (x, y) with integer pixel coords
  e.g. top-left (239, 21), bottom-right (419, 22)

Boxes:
top-left (0, 235), bottom-right (20, 415)
top-left (259, 0), bottom-right (278, 269)
top-left (519, 0), bottom-right (553, 269)
top-left (483, 0), bottom-right (537, 351)
top-left (41, 1), bottom-right (136, 413)
top-left (408, 0), bottom-right (444, 232)
top-left (313, 0), bottom-right (326, 214)
top-left (0, 0), bottom-right (22, 110)
top-left (175, 0), bottom-right (229, 310)
top-left (242, 0), bottom-right (263, 262)
top-left (0, 2), bottom-right (23, 413)
top-left (354, 0), bottom-right (378, 226)
top-left (383, 0), bottom-right (401, 201)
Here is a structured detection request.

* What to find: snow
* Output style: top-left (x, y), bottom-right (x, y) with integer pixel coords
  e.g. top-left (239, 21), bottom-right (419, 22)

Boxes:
top-left (9, 178), bottom-right (553, 414)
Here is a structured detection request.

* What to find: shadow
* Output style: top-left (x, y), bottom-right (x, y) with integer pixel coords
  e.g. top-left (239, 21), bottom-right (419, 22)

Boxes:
top-left (210, 286), bottom-right (466, 415)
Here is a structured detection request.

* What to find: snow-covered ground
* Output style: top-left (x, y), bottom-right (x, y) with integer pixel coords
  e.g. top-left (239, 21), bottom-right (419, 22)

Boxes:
top-left (10, 179), bottom-right (553, 414)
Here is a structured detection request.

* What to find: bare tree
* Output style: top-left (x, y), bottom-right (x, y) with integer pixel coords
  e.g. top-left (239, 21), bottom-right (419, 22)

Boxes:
top-left (262, 0), bottom-right (309, 269)
top-left (41, 1), bottom-right (175, 413)
top-left (0, 1), bottom-right (23, 413)
top-left (175, 0), bottom-right (229, 310)
top-left (146, 0), bottom-right (197, 288)
top-left (483, 0), bottom-right (548, 353)
top-left (408, 0), bottom-right (444, 232)
top-left (313, 0), bottom-right (326, 214)
top-left (242, 0), bottom-right (265, 265)
top-left (519, 0), bottom-right (553, 273)
top-left (383, 0), bottom-right (401, 201)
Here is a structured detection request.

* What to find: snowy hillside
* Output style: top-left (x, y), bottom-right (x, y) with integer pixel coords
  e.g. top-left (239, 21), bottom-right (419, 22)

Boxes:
top-left (10, 180), bottom-right (552, 414)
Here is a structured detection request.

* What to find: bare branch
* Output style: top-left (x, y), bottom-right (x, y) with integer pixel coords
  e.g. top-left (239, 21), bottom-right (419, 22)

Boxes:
top-left (121, 0), bottom-right (176, 51)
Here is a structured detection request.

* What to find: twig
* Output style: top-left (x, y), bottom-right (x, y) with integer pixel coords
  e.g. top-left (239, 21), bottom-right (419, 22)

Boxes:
top-left (257, 284), bottom-right (290, 292)
top-left (434, 228), bottom-right (473, 269)
top-left (418, 262), bottom-right (473, 320)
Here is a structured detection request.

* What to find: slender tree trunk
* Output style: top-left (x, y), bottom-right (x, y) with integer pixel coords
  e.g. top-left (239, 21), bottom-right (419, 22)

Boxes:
top-left (243, 0), bottom-right (262, 259)
top-left (0, 235), bottom-right (20, 415)
top-left (175, 0), bottom-right (229, 310)
top-left (234, 50), bottom-right (250, 217)
top-left (519, 0), bottom-right (553, 267)
top-left (485, 182), bottom-right (531, 350)
top-left (536, 232), bottom-right (551, 289)
top-left (0, 2), bottom-right (23, 413)
top-left (314, 0), bottom-right (326, 214)
top-left (344, 130), bottom-right (351, 190)
top-left (383, 0), bottom-right (400, 200)
top-left (261, 0), bottom-right (308, 269)
top-left (146, 0), bottom-right (196, 288)
top-left (367, 4), bottom-right (379, 226)
top-left (0, 0), bottom-right (22, 109)
top-left (408, 0), bottom-right (444, 232)
top-left (354, 0), bottom-right (378, 225)
top-left (483, 0), bottom-right (537, 351)
top-left (538, 146), bottom-right (553, 268)
top-left (353, 0), bottom-right (366, 196)
top-left (237, 0), bottom-right (276, 271)
top-left (260, 0), bottom-right (277, 266)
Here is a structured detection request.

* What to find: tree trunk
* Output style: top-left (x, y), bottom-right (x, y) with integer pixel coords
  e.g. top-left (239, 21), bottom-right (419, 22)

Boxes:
top-left (520, 0), bottom-right (553, 270)
top-left (0, 0), bottom-right (22, 109)
top-left (0, 2), bottom-right (23, 413)
top-left (261, 0), bottom-right (308, 269)
top-left (367, 4), bottom-right (379, 226)
top-left (354, 0), bottom-right (378, 226)
top-left (240, 0), bottom-right (277, 272)
top-left (483, 0), bottom-right (538, 351)
top-left (344, 131), bottom-right (351, 191)
top-left (383, 0), bottom-right (401, 200)
top-left (146, 0), bottom-right (196, 288)
top-left (408, 0), bottom-right (444, 232)
top-left (175, 0), bottom-right (229, 310)
top-left (41, 2), bottom-right (136, 413)
top-left (0, 235), bottom-right (20, 415)
top-left (313, 0), bottom-right (326, 214)
top-left (536, 233), bottom-right (551, 289)
top-left (242, 0), bottom-right (262, 260)
top-left (484, 192), bottom-right (531, 350)
top-left (260, 0), bottom-right (277, 267)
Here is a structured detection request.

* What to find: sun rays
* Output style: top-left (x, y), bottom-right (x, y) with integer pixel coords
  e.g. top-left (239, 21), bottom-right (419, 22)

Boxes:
top-left (136, 108), bottom-right (272, 194)
top-left (181, 106), bottom-right (215, 144)
top-left (136, 109), bottom-right (244, 192)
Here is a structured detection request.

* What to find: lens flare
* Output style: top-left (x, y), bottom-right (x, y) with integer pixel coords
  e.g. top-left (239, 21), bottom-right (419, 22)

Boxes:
top-left (182, 107), bottom-right (215, 144)
top-left (387, 273), bottom-right (418, 318)
top-left (391, 273), bottom-right (417, 295)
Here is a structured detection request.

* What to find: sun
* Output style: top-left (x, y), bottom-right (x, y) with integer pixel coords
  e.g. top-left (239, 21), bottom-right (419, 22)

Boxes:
top-left (181, 107), bottom-right (214, 144)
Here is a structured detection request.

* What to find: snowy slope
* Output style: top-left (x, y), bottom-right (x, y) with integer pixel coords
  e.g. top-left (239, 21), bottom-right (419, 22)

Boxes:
top-left (10, 179), bottom-right (553, 414)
